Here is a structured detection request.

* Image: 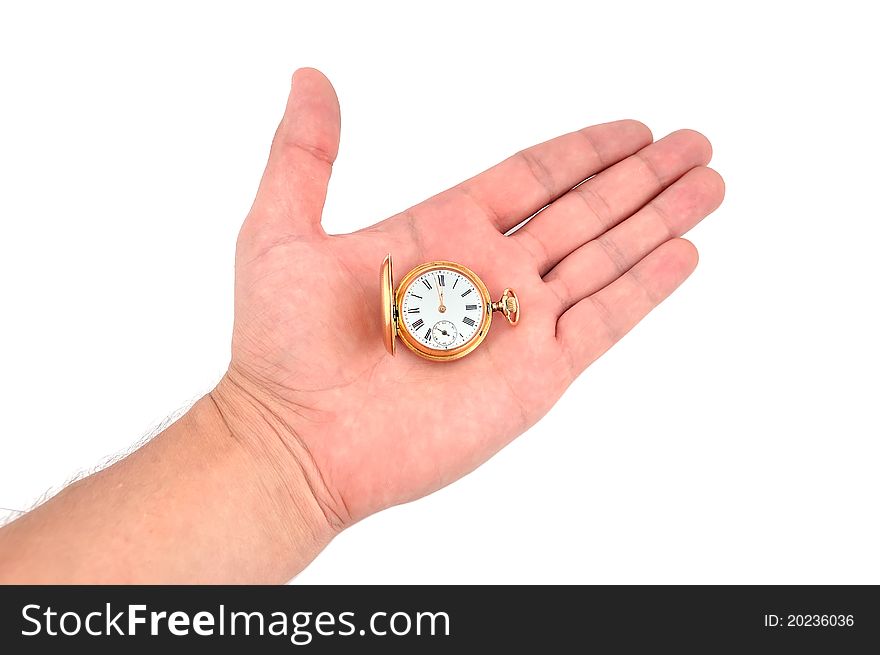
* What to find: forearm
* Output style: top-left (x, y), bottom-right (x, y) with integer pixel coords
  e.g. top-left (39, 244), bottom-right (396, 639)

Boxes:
top-left (0, 390), bottom-right (334, 584)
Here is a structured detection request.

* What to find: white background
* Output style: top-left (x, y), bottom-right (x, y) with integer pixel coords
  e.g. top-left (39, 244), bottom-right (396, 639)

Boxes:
top-left (1, 1), bottom-right (878, 583)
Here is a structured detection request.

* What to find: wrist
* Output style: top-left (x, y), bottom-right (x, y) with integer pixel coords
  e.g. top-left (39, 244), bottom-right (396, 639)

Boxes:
top-left (208, 370), bottom-right (345, 571)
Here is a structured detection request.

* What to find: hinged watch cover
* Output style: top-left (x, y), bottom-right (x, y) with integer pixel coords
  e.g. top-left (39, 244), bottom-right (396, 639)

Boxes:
top-left (380, 253), bottom-right (397, 356)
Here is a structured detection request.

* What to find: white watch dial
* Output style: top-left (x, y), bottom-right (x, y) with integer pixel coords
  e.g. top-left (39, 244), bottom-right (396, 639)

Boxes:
top-left (400, 269), bottom-right (484, 350)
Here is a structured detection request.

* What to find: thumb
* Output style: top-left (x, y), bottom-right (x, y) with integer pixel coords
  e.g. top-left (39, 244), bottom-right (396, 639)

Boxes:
top-left (250, 68), bottom-right (340, 238)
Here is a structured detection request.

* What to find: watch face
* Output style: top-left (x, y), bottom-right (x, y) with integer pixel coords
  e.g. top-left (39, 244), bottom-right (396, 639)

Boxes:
top-left (399, 267), bottom-right (486, 352)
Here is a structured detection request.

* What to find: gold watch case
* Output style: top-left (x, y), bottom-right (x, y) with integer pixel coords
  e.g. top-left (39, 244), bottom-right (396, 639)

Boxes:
top-left (380, 254), bottom-right (520, 362)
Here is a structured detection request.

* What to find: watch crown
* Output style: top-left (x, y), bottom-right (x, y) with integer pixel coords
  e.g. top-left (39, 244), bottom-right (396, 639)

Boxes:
top-left (492, 288), bottom-right (520, 326)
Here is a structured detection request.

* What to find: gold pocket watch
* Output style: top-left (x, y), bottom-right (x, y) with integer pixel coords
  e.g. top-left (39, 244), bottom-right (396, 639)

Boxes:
top-left (381, 254), bottom-right (520, 361)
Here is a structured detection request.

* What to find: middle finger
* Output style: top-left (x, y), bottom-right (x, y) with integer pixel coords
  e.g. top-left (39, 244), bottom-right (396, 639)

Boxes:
top-left (512, 129), bottom-right (712, 275)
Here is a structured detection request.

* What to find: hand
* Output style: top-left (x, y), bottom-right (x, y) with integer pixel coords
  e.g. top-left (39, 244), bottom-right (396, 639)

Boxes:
top-left (0, 68), bottom-right (724, 584)
top-left (212, 68), bottom-right (724, 542)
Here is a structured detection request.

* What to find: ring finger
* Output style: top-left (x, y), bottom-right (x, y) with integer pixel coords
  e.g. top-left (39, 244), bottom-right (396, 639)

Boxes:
top-left (544, 166), bottom-right (725, 311)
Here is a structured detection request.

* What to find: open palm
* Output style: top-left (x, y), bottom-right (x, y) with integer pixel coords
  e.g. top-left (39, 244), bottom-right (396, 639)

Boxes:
top-left (214, 69), bottom-right (724, 530)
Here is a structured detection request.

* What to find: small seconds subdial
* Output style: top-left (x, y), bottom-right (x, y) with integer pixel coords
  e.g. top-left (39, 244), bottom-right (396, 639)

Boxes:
top-left (400, 268), bottom-right (485, 350)
top-left (431, 320), bottom-right (458, 346)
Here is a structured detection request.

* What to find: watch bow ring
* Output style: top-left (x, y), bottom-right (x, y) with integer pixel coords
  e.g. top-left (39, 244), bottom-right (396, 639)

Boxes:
top-left (380, 254), bottom-right (520, 362)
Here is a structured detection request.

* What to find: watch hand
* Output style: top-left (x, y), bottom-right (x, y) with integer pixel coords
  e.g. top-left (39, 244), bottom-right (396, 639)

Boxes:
top-left (436, 274), bottom-right (446, 312)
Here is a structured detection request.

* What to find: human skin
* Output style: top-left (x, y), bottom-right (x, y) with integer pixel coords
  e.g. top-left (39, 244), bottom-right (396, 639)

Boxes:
top-left (0, 69), bottom-right (724, 583)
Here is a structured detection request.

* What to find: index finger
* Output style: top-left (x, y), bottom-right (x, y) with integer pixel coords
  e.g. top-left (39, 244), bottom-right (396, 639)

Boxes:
top-left (457, 120), bottom-right (653, 232)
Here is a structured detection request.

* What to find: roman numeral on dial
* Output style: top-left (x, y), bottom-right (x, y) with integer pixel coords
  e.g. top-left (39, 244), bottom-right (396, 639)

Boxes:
top-left (461, 288), bottom-right (473, 297)
top-left (424, 328), bottom-right (432, 341)
top-left (438, 274), bottom-right (445, 286)
top-left (453, 278), bottom-right (459, 289)
top-left (422, 279), bottom-right (432, 290)
top-left (407, 307), bottom-right (420, 314)
top-left (465, 304), bottom-right (478, 311)
top-left (462, 316), bottom-right (476, 327)
top-left (412, 319), bottom-right (424, 330)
